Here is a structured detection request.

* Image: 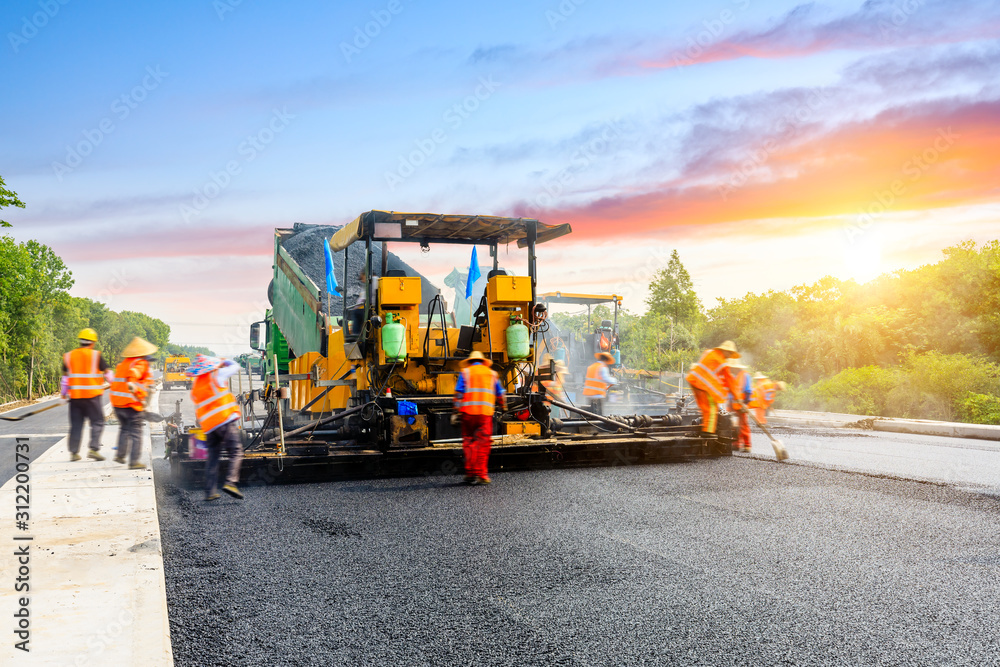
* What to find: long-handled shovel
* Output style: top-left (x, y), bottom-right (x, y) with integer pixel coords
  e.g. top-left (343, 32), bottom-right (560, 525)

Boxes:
top-left (0, 400), bottom-right (65, 422)
top-left (744, 408), bottom-right (788, 461)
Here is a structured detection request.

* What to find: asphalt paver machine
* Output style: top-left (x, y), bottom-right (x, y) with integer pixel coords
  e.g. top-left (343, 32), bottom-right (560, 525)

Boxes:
top-left (168, 211), bottom-right (734, 483)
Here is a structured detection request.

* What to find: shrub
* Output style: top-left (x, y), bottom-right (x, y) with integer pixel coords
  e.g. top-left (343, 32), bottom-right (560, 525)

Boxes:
top-left (956, 392), bottom-right (1000, 425)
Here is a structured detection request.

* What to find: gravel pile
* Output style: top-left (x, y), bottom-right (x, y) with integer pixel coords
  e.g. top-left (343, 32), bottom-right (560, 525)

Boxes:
top-left (154, 454), bottom-right (1000, 666)
top-left (281, 223), bottom-right (440, 315)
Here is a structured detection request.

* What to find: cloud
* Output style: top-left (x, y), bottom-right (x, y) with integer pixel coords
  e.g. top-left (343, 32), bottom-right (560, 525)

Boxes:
top-left (55, 221), bottom-right (276, 262)
top-left (514, 93), bottom-right (1000, 240)
top-left (468, 44), bottom-right (518, 64)
top-left (638, 0), bottom-right (1000, 72)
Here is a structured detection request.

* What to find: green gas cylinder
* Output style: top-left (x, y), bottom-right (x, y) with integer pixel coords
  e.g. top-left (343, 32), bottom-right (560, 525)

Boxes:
top-left (506, 316), bottom-right (530, 360)
top-left (381, 313), bottom-right (407, 362)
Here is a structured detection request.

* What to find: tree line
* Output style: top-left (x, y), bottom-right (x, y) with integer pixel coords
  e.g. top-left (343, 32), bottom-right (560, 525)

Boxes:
top-left (552, 243), bottom-right (1000, 424)
top-left (0, 176), bottom-right (177, 402)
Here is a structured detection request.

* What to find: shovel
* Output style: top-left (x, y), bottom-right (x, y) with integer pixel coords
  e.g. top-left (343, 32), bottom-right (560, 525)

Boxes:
top-left (743, 408), bottom-right (788, 461)
top-left (0, 400), bottom-right (65, 422)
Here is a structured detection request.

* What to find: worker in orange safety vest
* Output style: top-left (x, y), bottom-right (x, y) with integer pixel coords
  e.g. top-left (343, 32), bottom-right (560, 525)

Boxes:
top-left (727, 362), bottom-right (753, 452)
top-left (685, 340), bottom-right (743, 436)
top-left (750, 374), bottom-right (785, 424)
top-left (454, 351), bottom-right (507, 485)
top-left (582, 352), bottom-right (617, 415)
top-left (62, 327), bottom-right (111, 461)
top-left (109, 337), bottom-right (157, 469)
top-left (535, 356), bottom-right (568, 418)
top-left (187, 354), bottom-right (244, 501)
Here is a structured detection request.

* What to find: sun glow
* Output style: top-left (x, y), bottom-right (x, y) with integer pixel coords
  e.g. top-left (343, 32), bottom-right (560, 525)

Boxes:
top-left (842, 233), bottom-right (884, 284)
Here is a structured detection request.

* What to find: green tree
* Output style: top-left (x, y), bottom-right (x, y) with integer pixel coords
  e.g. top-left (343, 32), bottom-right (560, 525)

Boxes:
top-left (0, 175), bottom-right (25, 228)
top-left (646, 250), bottom-right (703, 331)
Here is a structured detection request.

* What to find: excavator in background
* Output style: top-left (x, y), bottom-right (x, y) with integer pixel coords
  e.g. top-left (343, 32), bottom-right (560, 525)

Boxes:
top-left (167, 211), bottom-right (735, 483)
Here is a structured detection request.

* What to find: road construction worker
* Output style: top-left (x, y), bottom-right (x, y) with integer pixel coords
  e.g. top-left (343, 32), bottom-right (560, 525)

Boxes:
top-left (751, 373), bottom-right (780, 424)
top-left (62, 328), bottom-right (111, 461)
top-left (186, 355), bottom-right (244, 501)
top-left (728, 362), bottom-right (753, 452)
top-left (537, 357), bottom-right (568, 418)
top-left (454, 351), bottom-right (506, 485)
top-left (583, 352), bottom-right (617, 415)
top-left (685, 340), bottom-right (743, 436)
top-left (109, 337), bottom-right (157, 469)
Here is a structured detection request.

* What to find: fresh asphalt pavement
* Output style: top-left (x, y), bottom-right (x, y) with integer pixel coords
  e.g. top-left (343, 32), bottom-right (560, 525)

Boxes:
top-left (152, 395), bottom-right (1000, 667)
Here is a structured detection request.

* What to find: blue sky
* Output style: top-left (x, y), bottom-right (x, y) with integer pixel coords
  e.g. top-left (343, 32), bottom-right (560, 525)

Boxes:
top-left (2, 0), bottom-right (999, 354)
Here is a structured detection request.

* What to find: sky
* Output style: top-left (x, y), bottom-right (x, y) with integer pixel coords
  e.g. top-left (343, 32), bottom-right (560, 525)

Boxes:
top-left (2, 0), bottom-right (999, 355)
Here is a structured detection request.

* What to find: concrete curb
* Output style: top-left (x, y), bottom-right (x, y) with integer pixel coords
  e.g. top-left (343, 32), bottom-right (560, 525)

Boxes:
top-left (0, 387), bottom-right (173, 666)
top-left (770, 409), bottom-right (1000, 442)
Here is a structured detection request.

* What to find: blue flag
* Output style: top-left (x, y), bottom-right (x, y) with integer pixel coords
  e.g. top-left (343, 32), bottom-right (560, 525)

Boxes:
top-left (324, 238), bottom-right (338, 295)
top-left (465, 246), bottom-right (481, 300)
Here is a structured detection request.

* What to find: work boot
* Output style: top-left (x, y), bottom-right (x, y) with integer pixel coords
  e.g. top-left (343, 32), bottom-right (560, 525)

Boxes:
top-left (205, 493), bottom-right (221, 502)
top-left (463, 475), bottom-right (476, 485)
top-left (114, 456), bottom-right (126, 464)
top-left (88, 450), bottom-right (105, 461)
top-left (129, 462), bottom-right (146, 470)
top-left (70, 453), bottom-right (81, 462)
top-left (478, 476), bottom-right (492, 485)
top-left (222, 483), bottom-right (244, 499)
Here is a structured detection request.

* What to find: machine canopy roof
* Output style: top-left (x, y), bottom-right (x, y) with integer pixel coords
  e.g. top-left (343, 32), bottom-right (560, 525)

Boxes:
top-left (329, 210), bottom-right (572, 252)
top-left (538, 292), bottom-right (623, 306)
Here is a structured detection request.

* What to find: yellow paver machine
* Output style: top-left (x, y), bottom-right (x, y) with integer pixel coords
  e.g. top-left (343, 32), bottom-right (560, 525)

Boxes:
top-left (168, 211), bottom-right (733, 483)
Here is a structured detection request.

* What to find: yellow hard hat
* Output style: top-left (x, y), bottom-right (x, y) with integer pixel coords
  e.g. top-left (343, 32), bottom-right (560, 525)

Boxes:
top-left (461, 350), bottom-right (492, 367)
top-left (595, 352), bottom-right (615, 364)
top-left (122, 337), bottom-right (158, 358)
top-left (715, 340), bottom-right (739, 356)
top-left (77, 328), bottom-right (98, 342)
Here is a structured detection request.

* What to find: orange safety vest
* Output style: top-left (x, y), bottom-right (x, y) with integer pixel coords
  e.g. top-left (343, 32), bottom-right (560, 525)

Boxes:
top-left (540, 375), bottom-right (565, 404)
top-left (685, 349), bottom-right (737, 402)
top-left (191, 372), bottom-right (239, 433)
top-left (110, 358), bottom-right (150, 410)
top-left (456, 364), bottom-right (500, 416)
top-left (583, 362), bottom-right (611, 397)
top-left (728, 369), bottom-right (750, 410)
top-left (749, 379), bottom-right (776, 408)
top-left (63, 347), bottom-right (105, 399)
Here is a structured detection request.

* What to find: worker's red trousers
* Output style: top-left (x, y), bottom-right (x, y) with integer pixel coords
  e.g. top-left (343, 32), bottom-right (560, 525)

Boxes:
top-left (461, 413), bottom-right (493, 478)
top-left (738, 411), bottom-right (751, 449)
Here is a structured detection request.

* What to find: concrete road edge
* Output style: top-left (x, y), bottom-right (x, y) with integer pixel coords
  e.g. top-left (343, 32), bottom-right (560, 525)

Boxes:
top-left (771, 409), bottom-right (1000, 441)
top-left (0, 385), bottom-right (173, 666)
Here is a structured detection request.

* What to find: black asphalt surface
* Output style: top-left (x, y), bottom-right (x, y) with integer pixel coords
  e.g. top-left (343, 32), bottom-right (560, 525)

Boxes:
top-left (154, 453), bottom-right (1000, 666)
